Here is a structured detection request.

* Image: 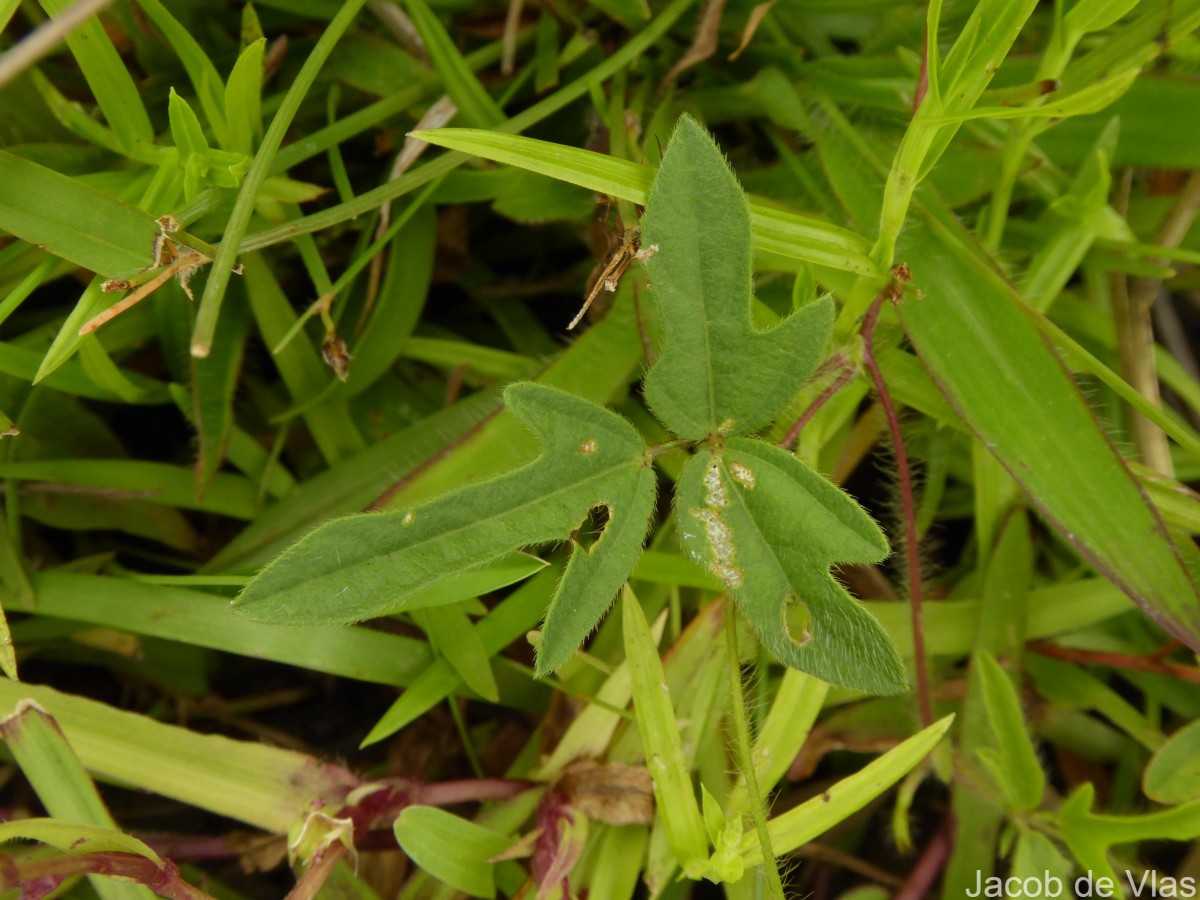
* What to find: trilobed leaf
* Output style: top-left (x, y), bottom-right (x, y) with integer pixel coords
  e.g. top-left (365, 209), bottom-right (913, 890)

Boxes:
top-left (676, 438), bottom-right (905, 694)
top-left (641, 115), bottom-right (834, 440)
top-left (234, 383), bottom-right (656, 675)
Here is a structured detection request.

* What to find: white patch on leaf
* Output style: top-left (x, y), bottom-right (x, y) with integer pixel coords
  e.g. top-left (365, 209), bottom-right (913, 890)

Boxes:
top-left (729, 462), bottom-right (755, 489)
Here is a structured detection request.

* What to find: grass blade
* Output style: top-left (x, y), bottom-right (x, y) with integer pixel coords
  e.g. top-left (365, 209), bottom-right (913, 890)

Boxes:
top-left (0, 151), bottom-right (159, 278)
top-left (37, 0), bottom-right (154, 151)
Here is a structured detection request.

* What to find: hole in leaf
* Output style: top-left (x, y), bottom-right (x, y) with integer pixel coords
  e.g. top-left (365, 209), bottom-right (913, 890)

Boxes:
top-left (782, 595), bottom-right (812, 648)
top-left (571, 504), bottom-right (611, 554)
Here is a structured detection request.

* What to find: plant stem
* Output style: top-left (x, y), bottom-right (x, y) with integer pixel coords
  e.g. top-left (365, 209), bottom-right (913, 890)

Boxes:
top-left (723, 604), bottom-right (786, 900)
top-left (893, 813), bottom-right (954, 900)
top-left (861, 295), bottom-right (932, 727)
top-left (780, 355), bottom-right (855, 450)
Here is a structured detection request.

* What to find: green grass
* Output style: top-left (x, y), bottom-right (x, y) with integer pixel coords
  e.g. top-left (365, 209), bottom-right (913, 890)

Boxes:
top-left (2, 0), bottom-right (1200, 897)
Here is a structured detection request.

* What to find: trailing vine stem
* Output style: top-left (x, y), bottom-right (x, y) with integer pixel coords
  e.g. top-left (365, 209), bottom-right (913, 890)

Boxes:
top-left (861, 291), bottom-right (933, 727)
top-left (780, 353), bottom-right (856, 451)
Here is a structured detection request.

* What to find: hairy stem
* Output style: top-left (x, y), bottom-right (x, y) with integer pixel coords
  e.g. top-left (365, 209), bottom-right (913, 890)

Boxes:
top-left (861, 296), bottom-right (932, 727)
top-left (724, 604), bottom-right (786, 899)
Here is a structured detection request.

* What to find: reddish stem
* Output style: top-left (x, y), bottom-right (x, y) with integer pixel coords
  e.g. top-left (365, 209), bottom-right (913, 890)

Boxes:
top-left (286, 842), bottom-right (347, 900)
top-left (913, 26), bottom-right (929, 113)
top-left (894, 813), bottom-right (954, 900)
top-left (861, 296), bottom-right (932, 727)
top-left (1029, 642), bottom-right (1200, 684)
top-left (0, 852), bottom-right (216, 900)
top-left (780, 354), bottom-right (855, 450)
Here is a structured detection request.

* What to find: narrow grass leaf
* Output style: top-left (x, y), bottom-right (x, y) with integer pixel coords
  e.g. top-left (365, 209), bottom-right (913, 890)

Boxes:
top-left (0, 0), bottom-right (18, 31)
top-left (640, 115), bottom-right (836, 439)
top-left (362, 569), bottom-right (556, 745)
top-left (404, 0), bottom-right (503, 127)
top-left (404, 337), bottom-right (537, 382)
top-left (1, 572), bottom-right (432, 686)
top-left (224, 39), bottom-right (266, 156)
top-left (414, 126), bottom-right (878, 275)
top-left (323, 204), bottom-right (435, 402)
top-left (973, 650), bottom-right (1045, 811)
top-left (0, 701), bottom-right (153, 899)
top-left (192, 291), bottom-right (251, 495)
top-left (1027, 655), bottom-right (1163, 751)
top-left (192, 0), bottom-right (370, 357)
top-left (744, 714), bottom-right (954, 863)
top-left (37, 0), bottom-right (154, 151)
top-left (0, 151), bottom-right (160, 279)
top-left (411, 605), bottom-right (499, 702)
top-left (678, 442), bottom-right (904, 694)
top-left (133, 0), bottom-right (228, 144)
top-left (394, 806), bottom-right (512, 898)
top-left (932, 69), bottom-right (1140, 122)
top-left (0, 520), bottom-right (24, 680)
top-left (0, 818), bottom-right (160, 862)
top-left (240, 255), bottom-right (364, 464)
top-left (899, 221), bottom-right (1200, 651)
top-left (622, 587), bottom-right (708, 877)
top-left (0, 460), bottom-right (259, 519)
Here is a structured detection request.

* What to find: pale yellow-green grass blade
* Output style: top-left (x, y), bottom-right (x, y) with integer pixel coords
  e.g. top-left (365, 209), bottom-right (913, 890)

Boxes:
top-left (744, 715), bottom-right (954, 864)
top-left (623, 587), bottom-right (708, 877)
top-left (0, 680), bottom-right (357, 833)
top-left (413, 127), bottom-right (879, 276)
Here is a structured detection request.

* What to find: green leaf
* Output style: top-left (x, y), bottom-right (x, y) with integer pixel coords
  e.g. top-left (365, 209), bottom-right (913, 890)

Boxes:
top-left (0, 680), bottom-right (356, 834)
top-left (362, 570), bottom-right (555, 745)
top-left (973, 650), bottom-right (1044, 811)
top-left (744, 714), bottom-right (955, 863)
top-left (899, 221), bottom-right (1200, 651)
top-left (413, 126), bottom-right (879, 276)
top-left (192, 290), bottom-right (251, 494)
top-left (622, 587), bottom-right (709, 877)
top-left (0, 817), bottom-right (160, 862)
top-left (37, 0), bottom-right (154, 152)
top-left (640, 115), bottom-right (836, 440)
top-left (1058, 782), bottom-right (1200, 883)
top-left (235, 383), bottom-right (656, 676)
top-left (224, 39), bottom-right (266, 156)
top-left (3, 571), bottom-right (432, 687)
top-left (133, 0), bottom-right (229, 145)
top-left (168, 89), bottom-right (249, 199)
top-left (0, 151), bottom-right (160, 279)
top-left (403, 0), bottom-right (503, 128)
top-left (1143, 719), bottom-right (1200, 804)
top-left (677, 440), bottom-right (905, 694)
top-left (411, 604), bottom-right (499, 703)
top-left (1009, 830), bottom-right (1072, 888)
top-left (393, 806), bottom-right (512, 898)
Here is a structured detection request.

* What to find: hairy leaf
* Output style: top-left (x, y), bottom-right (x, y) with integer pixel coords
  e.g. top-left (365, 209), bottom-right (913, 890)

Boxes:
top-left (640, 115), bottom-right (835, 440)
top-left (235, 383), bottom-right (656, 674)
top-left (677, 439), bottom-right (904, 694)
